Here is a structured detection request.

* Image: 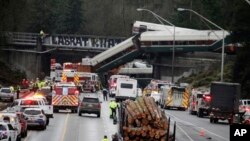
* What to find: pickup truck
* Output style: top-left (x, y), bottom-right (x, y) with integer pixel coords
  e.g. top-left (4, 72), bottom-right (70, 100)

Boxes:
top-left (9, 98), bottom-right (53, 125)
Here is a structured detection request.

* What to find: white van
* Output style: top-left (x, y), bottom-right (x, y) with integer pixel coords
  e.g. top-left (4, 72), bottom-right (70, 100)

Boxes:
top-left (108, 75), bottom-right (130, 97)
top-left (115, 78), bottom-right (137, 101)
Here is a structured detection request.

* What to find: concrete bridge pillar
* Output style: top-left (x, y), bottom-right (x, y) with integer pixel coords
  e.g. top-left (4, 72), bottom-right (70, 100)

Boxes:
top-left (152, 53), bottom-right (161, 79)
top-left (36, 37), bottom-right (49, 79)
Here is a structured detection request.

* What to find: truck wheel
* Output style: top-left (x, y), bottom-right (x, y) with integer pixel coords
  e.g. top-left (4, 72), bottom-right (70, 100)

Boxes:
top-left (78, 112), bottom-right (82, 116)
top-left (197, 109), bottom-right (203, 118)
top-left (210, 117), bottom-right (214, 123)
top-left (53, 109), bottom-right (58, 113)
top-left (214, 118), bottom-right (218, 123)
top-left (97, 113), bottom-right (100, 118)
top-left (228, 119), bottom-right (233, 125)
top-left (46, 118), bottom-right (50, 125)
top-left (160, 103), bottom-right (163, 108)
top-left (42, 124), bottom-right (46, 130)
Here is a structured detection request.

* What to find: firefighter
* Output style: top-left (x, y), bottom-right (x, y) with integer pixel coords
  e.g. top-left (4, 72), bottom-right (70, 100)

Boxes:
top-left (102, 135), bottom-right (109, 141)
top-left (109, 100), bottom-right (118, 118)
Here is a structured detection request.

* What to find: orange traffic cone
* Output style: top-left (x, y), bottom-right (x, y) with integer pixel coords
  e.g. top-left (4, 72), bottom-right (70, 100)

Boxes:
top-left (199, 129), bottom-right (205, 136)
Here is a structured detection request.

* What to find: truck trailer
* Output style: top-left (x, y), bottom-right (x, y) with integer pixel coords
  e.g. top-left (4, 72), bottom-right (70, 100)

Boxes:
top-left (209, 82), bottom-right (240, 124)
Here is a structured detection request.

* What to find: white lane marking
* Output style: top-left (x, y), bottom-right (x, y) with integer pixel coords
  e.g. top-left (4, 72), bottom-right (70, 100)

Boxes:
top-left (166, 111), bottom-right (228, 141)
top-left (177, 124), bottom-right (195, 141)
top-left (60, 113), bottom-right (70, 141)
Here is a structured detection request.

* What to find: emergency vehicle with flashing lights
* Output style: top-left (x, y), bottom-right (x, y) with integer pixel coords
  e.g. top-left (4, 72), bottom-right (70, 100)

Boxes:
top-left (189, 89), bottom-right (211, 117)
top-left (61, 62), bottom-right (100, 91)
top-left (52, 82), bottom-right (79, 113)
top-left (143, 79), bottom-right (170, 96)
top-left (9, 98), bottom-right (53, 125)
top-left (164, 86), bottom-right (190, 111)
top-left (108, 75), bottom-right (130, 97)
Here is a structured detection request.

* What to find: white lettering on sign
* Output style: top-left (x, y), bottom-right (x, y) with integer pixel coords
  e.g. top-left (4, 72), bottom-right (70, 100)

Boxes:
top-left (234, 129), bottom-right (247, 136)
top-left (51, 36), bottom-right (124, 48)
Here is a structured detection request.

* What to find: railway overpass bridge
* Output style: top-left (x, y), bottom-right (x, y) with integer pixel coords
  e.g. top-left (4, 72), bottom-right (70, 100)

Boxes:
top-left (0, 27), bottom-right (234, 81)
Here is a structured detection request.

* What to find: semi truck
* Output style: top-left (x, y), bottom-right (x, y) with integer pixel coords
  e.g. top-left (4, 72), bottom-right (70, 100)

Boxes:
top-left (209, 82), bottom-right (240, 124)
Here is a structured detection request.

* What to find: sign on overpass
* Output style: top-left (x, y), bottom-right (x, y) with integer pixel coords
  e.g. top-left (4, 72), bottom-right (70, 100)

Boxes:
top-left (45, 35), bottom-right (125, 49)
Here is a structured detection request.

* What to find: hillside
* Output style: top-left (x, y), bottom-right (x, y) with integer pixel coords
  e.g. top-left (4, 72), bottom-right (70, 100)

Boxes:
top-left (0, 61), bottom-right (26, 86)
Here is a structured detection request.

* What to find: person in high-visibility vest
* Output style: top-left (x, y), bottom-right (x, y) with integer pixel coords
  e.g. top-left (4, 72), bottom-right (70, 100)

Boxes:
top-left (109, 100), bottom-right (118, 118)
top-left (10, 86), bottom-right (14, 93)
top-left (102, 135), bottom-right (109, 141)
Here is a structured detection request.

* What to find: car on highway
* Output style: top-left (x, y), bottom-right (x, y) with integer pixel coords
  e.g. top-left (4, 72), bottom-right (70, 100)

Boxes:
top-left (0, 112), bottom-right (22, 141)
top-left (10, 98), bottom-right (53, 123)
top-left (2, 109), bottom-right (28, 138)
top-left (0, 122), bottom-right (18, 141)
top-left (78, 94), bottom-right (101, 117)
top-left (0, 87), bottom-right (15, 102)
top-left (23, 108), bottom-right (47, 130)
top-left (239, 99), bottom-right (250, 114)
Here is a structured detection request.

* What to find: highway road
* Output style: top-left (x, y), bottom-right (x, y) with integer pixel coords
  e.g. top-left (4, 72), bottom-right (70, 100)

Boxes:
top-left (22, 91), bottom-right (118, 141)
top-left (0, 91), bottom-right (230, 141)
top-left (166, 109), bottom-right (229, 141)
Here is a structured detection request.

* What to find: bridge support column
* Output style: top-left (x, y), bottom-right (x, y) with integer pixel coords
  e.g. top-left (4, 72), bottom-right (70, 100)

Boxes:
top-left (152, 53), bottom-right (161, 79)
top-left (36, 37), bottom-right (48, 79)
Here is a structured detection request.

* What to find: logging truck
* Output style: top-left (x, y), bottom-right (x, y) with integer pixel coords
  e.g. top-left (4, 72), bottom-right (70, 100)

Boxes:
top-left (117, 97), bottom-right (176, 141)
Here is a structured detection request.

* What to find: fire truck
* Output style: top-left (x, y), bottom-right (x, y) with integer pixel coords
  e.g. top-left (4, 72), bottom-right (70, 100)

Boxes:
top-left (52, 82), bottom-right (79, 113)
top-left (143, 79), bottom-right (170, 96)
top-left (164, 86), bottom-right (190, 111)
top-left (189, 89), bottom-right (211, 117)
top-left (61, 62), bottom-right (100, 91)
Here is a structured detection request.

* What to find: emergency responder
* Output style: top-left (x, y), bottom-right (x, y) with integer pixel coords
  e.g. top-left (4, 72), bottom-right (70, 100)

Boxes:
top-left (16, 85), bottom-right (20, 99)
top-left (40, 30), bottom-right (45, 39)
top-left (102, 135), bottom-right (109, 141)
top-left (10, 86), bottom-right (14, 93)
top-left (102, 88), bottom-right (108, 101)
top-left (109, 100), bottom-right (118, 118)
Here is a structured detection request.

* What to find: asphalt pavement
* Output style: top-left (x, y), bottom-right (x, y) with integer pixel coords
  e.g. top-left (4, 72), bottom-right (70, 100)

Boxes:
top-left (0, 91), bottom-right (231, 141)
top-left (165, 109), bottom-right (229, 141)
top-left (23, 91), bottom-right (118, 141)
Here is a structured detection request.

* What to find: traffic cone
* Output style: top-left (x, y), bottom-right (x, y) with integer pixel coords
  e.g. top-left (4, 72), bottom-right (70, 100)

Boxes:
top-left (199, 129), bottom-right (205, 136)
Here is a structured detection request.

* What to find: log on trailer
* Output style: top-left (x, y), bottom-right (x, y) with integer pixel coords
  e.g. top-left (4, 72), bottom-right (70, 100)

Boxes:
top-left (118, 96), bottom-right (176, 141)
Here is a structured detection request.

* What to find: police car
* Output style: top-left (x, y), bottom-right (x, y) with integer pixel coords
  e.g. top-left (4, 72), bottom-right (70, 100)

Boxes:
top-left (0, 122), bottom-right (18, 141)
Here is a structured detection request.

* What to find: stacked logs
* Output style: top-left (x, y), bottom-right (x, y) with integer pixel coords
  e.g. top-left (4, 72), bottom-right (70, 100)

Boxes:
top-left (121, 96), bottom-right (169, 141)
